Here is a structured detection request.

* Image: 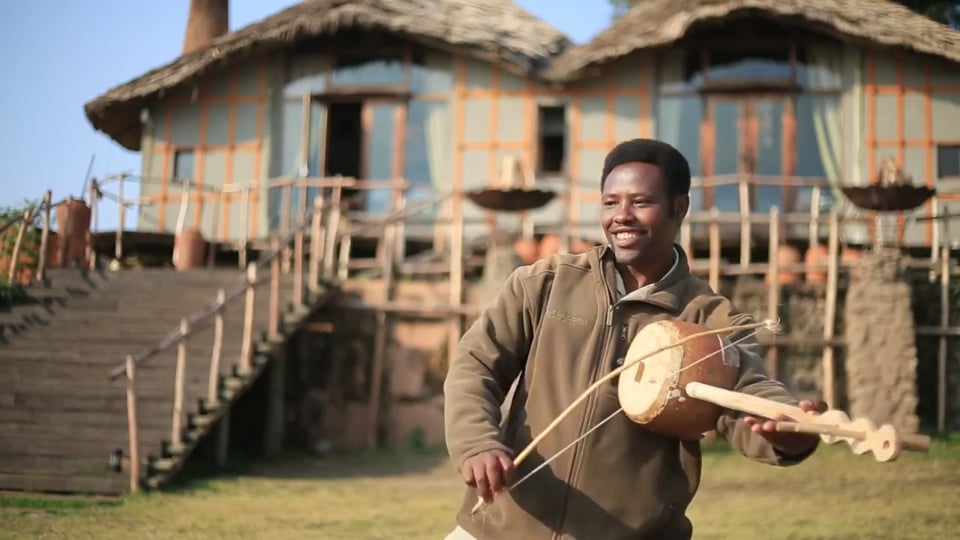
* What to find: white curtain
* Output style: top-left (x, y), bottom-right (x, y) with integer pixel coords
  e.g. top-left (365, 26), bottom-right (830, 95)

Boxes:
top-left (804, 44), bottom-right (844, 192)
top-left (426, 101), bottom-right (449, 193)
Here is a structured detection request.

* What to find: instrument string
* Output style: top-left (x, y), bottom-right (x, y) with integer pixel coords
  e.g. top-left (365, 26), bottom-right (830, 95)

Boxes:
top-left (503, 329), bottom-right (760, 494)
top-left (470, 319), bottom-right (779, 515)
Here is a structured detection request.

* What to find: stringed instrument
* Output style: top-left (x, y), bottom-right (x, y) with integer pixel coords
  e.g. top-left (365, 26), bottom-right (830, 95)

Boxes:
top-left (469, 318), bottom-right (931, 515)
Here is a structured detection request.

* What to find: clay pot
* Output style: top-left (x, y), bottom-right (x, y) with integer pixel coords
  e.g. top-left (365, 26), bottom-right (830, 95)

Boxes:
top-left (841, 247), bottom-right (863, 267)
top-left (805, 244), bottom-right (830, 284)
top-left (54, 198), bottom-right (91, 268)
top-left (514, 238), bottom-right (539, 264)
top-left (538, 234), bottom-right (560, 259)
top-left (570, 239), bottom-right (594, 254)
top-left (174, 229), bottom-right (207, 270)
top-left (770, 245), bottom-right (802, 284)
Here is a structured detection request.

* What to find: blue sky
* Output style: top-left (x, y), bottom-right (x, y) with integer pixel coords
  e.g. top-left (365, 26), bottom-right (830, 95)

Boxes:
top-left (0, 0), bottom-right (613, 228)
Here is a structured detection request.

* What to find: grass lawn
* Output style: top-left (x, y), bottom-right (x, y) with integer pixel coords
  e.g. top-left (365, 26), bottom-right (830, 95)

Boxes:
top-left (1, 436), bottom-right (958, 539)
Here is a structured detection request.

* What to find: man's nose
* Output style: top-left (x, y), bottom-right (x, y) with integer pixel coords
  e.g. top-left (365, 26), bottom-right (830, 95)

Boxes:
top-left (612, 204), bottom-right (635, 222)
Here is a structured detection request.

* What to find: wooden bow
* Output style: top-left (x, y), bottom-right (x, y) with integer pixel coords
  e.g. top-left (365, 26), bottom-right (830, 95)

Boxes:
top-left (468, 318), bottom-right (778, 515)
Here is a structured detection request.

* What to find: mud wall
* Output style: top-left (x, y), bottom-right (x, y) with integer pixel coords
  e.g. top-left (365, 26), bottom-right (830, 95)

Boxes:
top-left (843, 251), bottom-right (920, 433)
top-left (283, 262), bottom-right (957, 455)
top-left (285, 279), bottom-right (484, 453)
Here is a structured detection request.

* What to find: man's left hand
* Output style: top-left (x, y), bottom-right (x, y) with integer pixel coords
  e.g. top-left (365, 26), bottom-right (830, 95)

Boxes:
top-left (742, 399), bottom-right (829, 457)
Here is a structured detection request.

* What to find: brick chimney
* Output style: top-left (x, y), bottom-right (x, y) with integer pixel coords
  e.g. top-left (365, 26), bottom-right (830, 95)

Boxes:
top-left (182, 0), bottom-right (229, 55)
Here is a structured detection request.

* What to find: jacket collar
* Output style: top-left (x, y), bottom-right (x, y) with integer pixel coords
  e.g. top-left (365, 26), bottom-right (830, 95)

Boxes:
top-left (594, 243), bottom-right (691, 313)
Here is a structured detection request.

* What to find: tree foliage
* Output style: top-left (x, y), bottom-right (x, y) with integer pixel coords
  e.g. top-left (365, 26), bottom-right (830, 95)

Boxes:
top-left (609, 0), bottom-right (960, 27)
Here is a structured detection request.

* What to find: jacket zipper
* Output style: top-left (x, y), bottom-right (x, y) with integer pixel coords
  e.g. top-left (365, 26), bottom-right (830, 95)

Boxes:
top-left (553, 260), bottom-right (619, 538)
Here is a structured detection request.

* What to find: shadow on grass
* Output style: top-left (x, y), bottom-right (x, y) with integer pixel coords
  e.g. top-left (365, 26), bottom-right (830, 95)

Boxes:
top-left (0, 493), bottom-right (122, 516)
top-left (157, 441), bottom-right (452, 496)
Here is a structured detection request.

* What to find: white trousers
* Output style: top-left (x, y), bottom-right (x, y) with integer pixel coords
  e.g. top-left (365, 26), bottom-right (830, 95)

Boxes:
top-left (444, 525), bottom-right (477, 539)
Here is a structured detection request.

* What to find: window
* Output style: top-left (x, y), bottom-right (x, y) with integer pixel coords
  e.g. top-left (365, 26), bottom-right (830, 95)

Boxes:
top-left (537, 105), bottom-right (566, 174)
top-left (937, 145), bottom-right (960, 178)
top-left (331, 53), bottom-right (405, 87)
top-left (172, 150), bottom-right (195, 182)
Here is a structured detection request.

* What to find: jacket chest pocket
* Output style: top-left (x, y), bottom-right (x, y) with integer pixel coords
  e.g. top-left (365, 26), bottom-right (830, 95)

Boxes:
top-left (600, 308), bottom-right (675, 399)
top-left (526, 305), bottom-right (603, 398)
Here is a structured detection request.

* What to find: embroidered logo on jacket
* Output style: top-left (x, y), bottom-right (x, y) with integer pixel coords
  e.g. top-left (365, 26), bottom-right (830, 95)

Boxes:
top-left (545, 309), bottom-right (590, 326)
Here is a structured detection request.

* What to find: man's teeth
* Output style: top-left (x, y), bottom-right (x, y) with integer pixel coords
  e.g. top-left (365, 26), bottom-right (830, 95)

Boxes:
top-left (615, 232), bottom-right (640, 239)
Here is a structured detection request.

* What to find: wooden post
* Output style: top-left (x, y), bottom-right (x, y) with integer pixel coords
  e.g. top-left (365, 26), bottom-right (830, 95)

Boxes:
top-left (116, 179), bottom-right (125, 262)
top-left (767, 206), bottom-right (781, 380)
top-left (264, 341), bottom-right (286, 457)
top-left (172, 318), bottom-right (189, 447)
top-left (447, 190), bottom-right (465, 390)
top-left (822, 210), bottom-right (840, 408)
top-left (58, 197), bottom-right (72, 268)
top-left (215, 411), bottom-right (230, 469)
top-left (125, 355), bottom-right (140, 494)
top-left (938, 245), bottom-right (950, 432)
top-left (738, 178), bottom-right (750, 267)
top-left (708, 207), bottom-right (720, 292)
top-left (87, 180), bottom-right (98, 270)
top-left (281, 184), bottom-right (293, 274)
top-left (293, 227), bottom-right (304, 305)
top-left (208, 288), bottom-right (225, 405)
top-left (337, 232), bottom-right (351, 281)
top-left (240, 263), bottom-right (257, 372)
top-left (324, 185), bottom-right (342, 279)
top-left (8, 209), bottom-right (31, 284)
top-left (37, 191), bottom-right (51, 282)
top-left (309, 194), bottom-right (324, 288)
top-left (240, 186), bottom-right (251, 269)
top-left (367, 202), bottom-right (397, 449)
top-left (809, 186), bottom-right (822, 247)
top-left (270, 237), bottom-right (281, 338)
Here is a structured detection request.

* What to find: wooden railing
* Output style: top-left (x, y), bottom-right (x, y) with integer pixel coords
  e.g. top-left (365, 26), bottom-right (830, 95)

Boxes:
top-left (1, 182), bottom-right (102, 284)
top-left (92, 173), bottom-right (838, 269)
top-left (104, 182), bottom-right (453, 493)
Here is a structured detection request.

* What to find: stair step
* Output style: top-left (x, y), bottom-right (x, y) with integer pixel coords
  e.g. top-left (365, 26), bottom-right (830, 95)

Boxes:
top-left (0, 472), bottom-right (127, 495)
top-left (0, 452), bottom-right (117, 477)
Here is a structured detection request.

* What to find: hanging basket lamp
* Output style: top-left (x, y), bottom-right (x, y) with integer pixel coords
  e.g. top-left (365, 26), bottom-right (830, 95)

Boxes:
top-left (465, 188), bottom-right (557, 212)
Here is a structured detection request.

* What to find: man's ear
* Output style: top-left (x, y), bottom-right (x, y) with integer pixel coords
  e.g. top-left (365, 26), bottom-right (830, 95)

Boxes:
top-left (673, 194), bottom-right (690, 221)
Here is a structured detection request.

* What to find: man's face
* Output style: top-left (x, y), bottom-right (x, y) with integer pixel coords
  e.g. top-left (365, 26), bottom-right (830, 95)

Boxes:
top-left (600, 162), bottom-right (688, 267)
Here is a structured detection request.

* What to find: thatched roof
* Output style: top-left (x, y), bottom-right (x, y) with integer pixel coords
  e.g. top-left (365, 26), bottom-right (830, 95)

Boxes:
top-left (546, 0), bottom-right (960, 82)
top-left (84, 0), bottom-right (571, 150)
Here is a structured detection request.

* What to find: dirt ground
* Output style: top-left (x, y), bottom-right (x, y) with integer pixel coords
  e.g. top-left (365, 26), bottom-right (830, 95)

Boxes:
top-left (1, 436), bottom-right (958, 540)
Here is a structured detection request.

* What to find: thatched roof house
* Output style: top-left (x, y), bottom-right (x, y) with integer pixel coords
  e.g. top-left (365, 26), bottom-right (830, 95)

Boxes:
top-left (546, 0), bottom-right (960, 81)
top-left (82, 0), bottom-right (960, 252)
top-left (85, 0), bottom-right (960, 151)
top-left (84, 0), bottom-right (571, 151)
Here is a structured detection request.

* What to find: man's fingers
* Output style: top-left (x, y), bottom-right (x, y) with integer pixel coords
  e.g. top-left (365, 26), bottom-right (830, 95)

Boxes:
top-left (485, 459), bottom-right (503, 493)
top-left (473, 463), bottom-right (492, 502)
top-left (497, 454), bottom-right (516, 486)
top-left (463, 461), bottom-right (477, 486)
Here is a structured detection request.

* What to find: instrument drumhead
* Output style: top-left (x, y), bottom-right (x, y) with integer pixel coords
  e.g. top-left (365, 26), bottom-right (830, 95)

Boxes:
top-left (617, 319), bottom-right (741, 439)
top-left (618, 320), bottom-right (686, 424)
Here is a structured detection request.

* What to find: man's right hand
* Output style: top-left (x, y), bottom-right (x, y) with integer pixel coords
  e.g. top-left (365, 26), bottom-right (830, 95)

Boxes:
top-left (462, 449), bottom-right (515, 504)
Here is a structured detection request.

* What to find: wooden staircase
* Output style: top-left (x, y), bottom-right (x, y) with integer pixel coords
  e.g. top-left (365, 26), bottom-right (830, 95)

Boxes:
top-left (0, 264), bottom-right (337, 494)
top-left (0, 179), bottom-right (459, 495)
top-left (0, 192), bottom-right (347, 495)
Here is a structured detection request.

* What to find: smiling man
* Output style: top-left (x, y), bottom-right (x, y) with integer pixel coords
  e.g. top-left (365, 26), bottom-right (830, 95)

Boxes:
top-left (443, 138), bottom-right (826, 540)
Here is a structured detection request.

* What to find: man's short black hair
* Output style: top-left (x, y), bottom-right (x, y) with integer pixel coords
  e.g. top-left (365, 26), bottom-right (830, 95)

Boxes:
top-left (600, 138), bottom-right (691, 198)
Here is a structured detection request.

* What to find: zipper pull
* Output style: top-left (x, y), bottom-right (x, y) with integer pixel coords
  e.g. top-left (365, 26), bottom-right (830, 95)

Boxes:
top-left (605, 306), bottom-right (614, 326)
